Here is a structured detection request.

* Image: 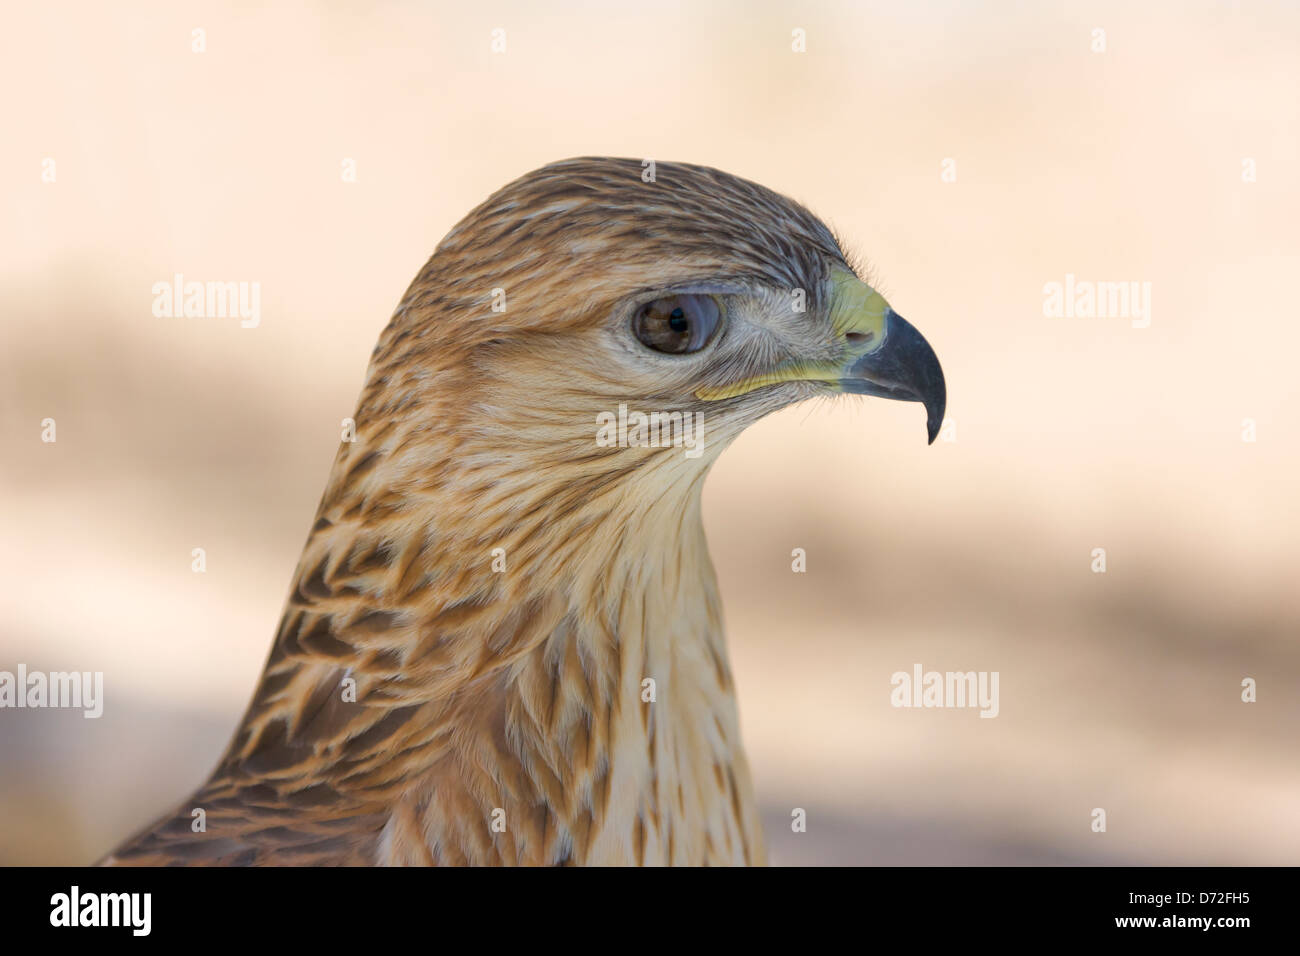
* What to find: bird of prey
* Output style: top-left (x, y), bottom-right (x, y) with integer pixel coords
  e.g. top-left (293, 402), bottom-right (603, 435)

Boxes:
top-left (102, 157), bottom-right (945, 866)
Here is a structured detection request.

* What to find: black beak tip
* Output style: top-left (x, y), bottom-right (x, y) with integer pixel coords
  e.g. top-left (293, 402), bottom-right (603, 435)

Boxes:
top-left (925, 385), bottom-right (946, 445)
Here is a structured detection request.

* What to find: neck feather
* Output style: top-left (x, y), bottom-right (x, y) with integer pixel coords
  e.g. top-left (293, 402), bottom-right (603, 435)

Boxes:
top-left (227, 408), bottom-right (765, 864)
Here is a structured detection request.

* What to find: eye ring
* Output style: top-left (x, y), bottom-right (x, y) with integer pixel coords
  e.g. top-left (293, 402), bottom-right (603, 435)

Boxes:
top-left (632, 294), bottom-right (722, 354)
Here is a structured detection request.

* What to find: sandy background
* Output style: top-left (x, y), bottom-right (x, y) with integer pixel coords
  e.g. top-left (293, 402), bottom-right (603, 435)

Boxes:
top-left (1, 0), bottom-right (1297, 865)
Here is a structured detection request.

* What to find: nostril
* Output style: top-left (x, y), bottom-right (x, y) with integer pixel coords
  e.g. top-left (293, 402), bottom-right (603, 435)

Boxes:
top-left (845, 331), bottom-right (874, 346)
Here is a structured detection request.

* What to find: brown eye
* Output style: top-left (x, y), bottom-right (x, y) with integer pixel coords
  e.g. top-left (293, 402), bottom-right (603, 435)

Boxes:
top-left (632, 294), bottom-right (722, 354)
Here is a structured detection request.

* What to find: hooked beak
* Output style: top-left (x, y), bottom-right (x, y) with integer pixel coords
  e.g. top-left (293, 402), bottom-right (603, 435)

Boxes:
top-left (827, 267), bottom-right (946, 444)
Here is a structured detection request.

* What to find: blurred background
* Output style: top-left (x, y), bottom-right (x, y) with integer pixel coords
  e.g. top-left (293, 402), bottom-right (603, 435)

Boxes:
top-left (2, 0), bottom-right (1297, 865)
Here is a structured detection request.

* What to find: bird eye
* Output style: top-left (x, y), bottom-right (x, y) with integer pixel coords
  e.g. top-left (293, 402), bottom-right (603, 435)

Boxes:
top-left (632, 294), bottom-right (722, 354)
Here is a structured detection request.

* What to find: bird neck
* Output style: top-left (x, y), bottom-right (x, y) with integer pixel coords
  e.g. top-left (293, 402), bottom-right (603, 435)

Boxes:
top-left (236, 427), bottom-right (765, 864)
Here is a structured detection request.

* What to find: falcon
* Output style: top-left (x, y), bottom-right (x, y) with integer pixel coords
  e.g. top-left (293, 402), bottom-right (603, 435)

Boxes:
top-left (102, 157), bottom-right (945, 866)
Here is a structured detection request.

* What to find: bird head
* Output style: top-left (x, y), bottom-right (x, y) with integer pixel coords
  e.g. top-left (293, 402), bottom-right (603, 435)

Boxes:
top-left (346, 157), bottom-right (945, 536)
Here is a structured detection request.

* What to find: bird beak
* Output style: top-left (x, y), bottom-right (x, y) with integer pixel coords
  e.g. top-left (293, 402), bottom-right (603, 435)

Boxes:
top-left (695, 267), bottom-right (947, 444)
top-left (829, 269), bottom-right (947, 444)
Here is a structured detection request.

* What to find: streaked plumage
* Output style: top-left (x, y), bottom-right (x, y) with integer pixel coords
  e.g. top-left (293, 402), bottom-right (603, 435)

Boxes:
top-left (102, 157), bottom-right (944, 866)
